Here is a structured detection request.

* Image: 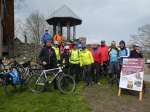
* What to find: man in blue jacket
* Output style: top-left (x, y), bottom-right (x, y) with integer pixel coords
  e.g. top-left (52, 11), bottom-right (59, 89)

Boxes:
top-left (41, 30), bottom-right (52, 46)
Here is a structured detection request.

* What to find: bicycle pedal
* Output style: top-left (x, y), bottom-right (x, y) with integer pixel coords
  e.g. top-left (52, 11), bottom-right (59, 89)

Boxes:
top-left (48, 81), bottom-right (52, 83)
top-left (37, 83), bottom-right (45, 86)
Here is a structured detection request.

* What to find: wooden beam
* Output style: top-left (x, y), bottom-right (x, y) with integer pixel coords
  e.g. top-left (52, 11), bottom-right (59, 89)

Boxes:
top-left (139, 91), bottom-right (143, 101)
top-left (118, 88), bottom-right (121, 96)
top-left (60, 27), bottom-right (63, 36)
top-left (73, 26), bottom-right (76, 40)
top-left (67, 23), bottom-right (70, 40)
top-left (53, 25), bottom-right (56, 36)
top-left (0, 0), bottom-right (3, 57)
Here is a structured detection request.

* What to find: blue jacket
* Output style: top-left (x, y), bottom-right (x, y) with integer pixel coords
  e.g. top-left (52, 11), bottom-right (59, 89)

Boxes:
top-left (109, 48), bottom-right (119, 62)
top-left (41, 32), bottom-right (52, 43)
top-left (119, 48), bottom-right (130, 64)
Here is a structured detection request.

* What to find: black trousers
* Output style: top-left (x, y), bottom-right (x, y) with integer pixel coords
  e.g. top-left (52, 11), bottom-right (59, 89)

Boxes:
top-left (92, 62), bottom-right (101, 83)
top-left (83, 65), bottom-right (92, 85)
top-left (70, 64), bottom-right (80, 82)
top-left (101, 61), bottom-right (109, 76)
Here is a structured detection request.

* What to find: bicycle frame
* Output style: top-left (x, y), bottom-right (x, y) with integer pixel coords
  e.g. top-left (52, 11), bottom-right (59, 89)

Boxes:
top-left (36, 66), bottom-right (63, 85)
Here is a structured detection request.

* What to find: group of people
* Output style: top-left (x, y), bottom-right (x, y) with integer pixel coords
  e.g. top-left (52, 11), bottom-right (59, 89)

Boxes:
top-left (39, 30), bottom-right (143, 87)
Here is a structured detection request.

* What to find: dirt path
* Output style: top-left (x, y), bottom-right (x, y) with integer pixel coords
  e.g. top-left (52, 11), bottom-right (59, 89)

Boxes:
top-left (82, 84), bottom-right (150, 112)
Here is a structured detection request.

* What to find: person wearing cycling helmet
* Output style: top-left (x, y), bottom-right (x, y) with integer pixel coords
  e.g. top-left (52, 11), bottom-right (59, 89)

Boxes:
top-left (80, 45), bottom-right (94, 86)
top-left (60, 45), bottom-right (70, 73)
top-left (69, 42), bottom-right (80, 83)
top-left (52, 41), bottom-right (61, 63)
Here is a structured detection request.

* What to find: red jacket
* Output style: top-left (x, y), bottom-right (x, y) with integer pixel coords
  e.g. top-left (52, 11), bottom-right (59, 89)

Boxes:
top-left (96, 45), bottom-right (109, 64)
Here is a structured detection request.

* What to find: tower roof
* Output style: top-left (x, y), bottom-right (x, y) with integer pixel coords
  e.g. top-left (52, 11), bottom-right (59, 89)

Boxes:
top-left (46, 5), bottom-right (82, 26)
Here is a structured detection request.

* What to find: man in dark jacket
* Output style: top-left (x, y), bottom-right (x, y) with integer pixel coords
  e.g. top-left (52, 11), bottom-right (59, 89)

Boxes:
top-left (130, 45), bottom-right (143, 58)
top-left (39, 40), bottom-right (57, 69)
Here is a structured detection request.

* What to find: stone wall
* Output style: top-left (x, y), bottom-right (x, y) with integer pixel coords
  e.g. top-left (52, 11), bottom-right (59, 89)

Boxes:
top-left (14, 39), bottom-right (42, 62)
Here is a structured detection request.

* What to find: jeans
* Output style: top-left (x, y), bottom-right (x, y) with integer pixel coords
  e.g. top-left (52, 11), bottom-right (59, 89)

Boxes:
top-left (108, 61), bottom-right (120, 85)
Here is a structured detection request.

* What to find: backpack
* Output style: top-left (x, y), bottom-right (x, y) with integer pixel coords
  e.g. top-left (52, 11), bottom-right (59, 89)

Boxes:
top-left (9, 69), bottom-right (20, 84)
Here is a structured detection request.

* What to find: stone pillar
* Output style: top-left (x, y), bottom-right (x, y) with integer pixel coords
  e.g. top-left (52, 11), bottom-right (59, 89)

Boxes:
top-left (73, 26), bottom-right (76, 40)
top-left (67, 23), bottom-right (70, 40)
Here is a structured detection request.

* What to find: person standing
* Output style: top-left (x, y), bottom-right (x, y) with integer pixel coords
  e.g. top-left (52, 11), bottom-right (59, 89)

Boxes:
top-left (96, 40), bottom-right (109, 77)
top-left (80, 46), bottom-right (94, 86)
top-left (108, 41), bottom-right (120, 86)
top-left (130, 44), bottom-right (143, 58)
top-left (69, 43), bottom-right (80, 83)
top-left (90, 44), bottom-right (100, 84)
top-left (118, 40), bottom-right (130, 66)
top-left (41, 30), bottom-right (52, 46)
top-left (38, 40), bottom-right (57, 69)
top-left (61, 45), bottom-right (70, 74)
top-left (130, 44), bottom-right (146, 92)
top-left (52, 41), bottom-right (61, 64)
top-left (98, 40), bottom-right (109, 73)
top-left (118, 40), bottom-right (130, 84)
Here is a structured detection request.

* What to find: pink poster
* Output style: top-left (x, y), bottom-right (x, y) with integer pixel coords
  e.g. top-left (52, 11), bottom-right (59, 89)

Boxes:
top-left (119, 58), bottom-right (144, 91)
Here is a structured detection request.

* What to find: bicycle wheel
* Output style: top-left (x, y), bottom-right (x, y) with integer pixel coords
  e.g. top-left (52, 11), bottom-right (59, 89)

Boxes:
top-left (27, 75), bottom-right (38, 92)
top-left (57, 73), bottom-right (76, 94)
top-left (34, 75), bottom-right (47, 92)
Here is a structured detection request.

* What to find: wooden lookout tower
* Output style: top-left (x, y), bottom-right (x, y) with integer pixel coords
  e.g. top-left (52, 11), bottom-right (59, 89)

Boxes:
top-left (46, 5), bottom-right (82, 41)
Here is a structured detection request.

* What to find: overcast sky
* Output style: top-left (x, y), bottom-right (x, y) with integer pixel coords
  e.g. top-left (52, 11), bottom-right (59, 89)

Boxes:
top-left (15, 0), bottom-right (150, 44)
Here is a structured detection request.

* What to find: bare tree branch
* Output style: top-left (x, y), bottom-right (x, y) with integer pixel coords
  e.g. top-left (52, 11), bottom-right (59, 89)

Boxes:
top-left (131, 24), bottom-right (150, 50)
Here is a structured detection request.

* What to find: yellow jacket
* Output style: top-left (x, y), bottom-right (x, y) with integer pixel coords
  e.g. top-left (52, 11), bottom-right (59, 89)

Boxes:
top-left (69, 49), bottom-right (80, 64)
top-left (80, 49), bottom-right (94, 67)
top-left (52, 46), bottom-right (60, 61)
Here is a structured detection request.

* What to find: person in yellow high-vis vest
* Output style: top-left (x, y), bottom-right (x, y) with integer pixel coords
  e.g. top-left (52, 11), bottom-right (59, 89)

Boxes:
top-left (69, 43), bottom-right (80, 83)
top-left (52, 41), bottom-right (61, 63)
top-left (80, 45), bottom-right (94, 86)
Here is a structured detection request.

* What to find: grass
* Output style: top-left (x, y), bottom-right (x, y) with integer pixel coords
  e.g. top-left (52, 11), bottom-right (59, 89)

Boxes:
top-left (82, 76), bottom-right (150, 112)
top-left (0, 76), bottom-right (150, 112)
top-left (0, 82), bottom-right (91, 112)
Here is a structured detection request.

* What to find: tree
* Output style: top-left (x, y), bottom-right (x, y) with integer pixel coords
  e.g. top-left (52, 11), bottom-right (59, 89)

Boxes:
top-left (131, 24), bottom-right (150, 50)
top-left (25, 11), bottom-right (46, 44)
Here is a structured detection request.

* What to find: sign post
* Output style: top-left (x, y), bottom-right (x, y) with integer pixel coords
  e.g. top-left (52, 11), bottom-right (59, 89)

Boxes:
top-left (118, 58), bottom-right (144, 101)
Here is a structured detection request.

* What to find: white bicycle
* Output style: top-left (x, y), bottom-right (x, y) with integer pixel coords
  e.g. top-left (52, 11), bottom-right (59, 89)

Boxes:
top-left (28, 64), bottom-right (76, 94)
